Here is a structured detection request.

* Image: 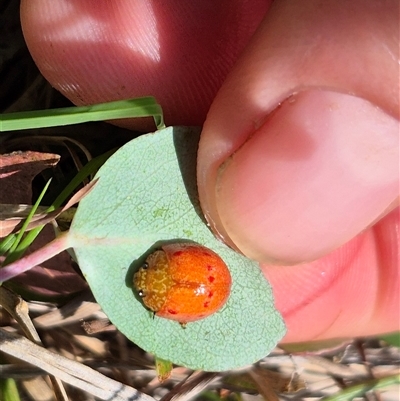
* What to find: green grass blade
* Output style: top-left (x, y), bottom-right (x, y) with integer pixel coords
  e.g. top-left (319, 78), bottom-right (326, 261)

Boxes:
top-left (50, 149), bottom-right (115, 210)
top-left (0, 97), bottom-right (165, 131)
top-left (3, 180), bottom-right (52, 265)
top-left (0, 378), bottom-right (21, 401)
top-left (322, 373), bottom-right (400, 401)
top-left (0, 234), bottom-right (17, 257)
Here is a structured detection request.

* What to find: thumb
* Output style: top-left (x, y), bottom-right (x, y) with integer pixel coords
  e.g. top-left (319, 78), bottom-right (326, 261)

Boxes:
top-left (263, 208), bottom-right (399, 343)
top-left (197, 0), bottom-right (399, 264)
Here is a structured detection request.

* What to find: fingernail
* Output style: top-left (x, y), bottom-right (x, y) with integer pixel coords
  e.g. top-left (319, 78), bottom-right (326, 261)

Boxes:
top-left (216, 90), bottom-right (399, 263)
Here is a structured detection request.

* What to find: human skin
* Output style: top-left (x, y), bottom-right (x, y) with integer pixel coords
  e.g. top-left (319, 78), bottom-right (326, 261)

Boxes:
top-left (20, 0), bottom-right (399, 343)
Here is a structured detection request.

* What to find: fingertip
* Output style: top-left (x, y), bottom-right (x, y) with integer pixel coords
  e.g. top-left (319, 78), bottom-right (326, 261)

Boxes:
top-left (205, 90), bottom-right (399, 263)
top-left (20, 0), bottom-right (270, 130)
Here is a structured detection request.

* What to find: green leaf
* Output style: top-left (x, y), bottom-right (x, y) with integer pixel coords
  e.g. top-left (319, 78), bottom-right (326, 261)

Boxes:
top-left (69, 126), bottom-right (285, 371)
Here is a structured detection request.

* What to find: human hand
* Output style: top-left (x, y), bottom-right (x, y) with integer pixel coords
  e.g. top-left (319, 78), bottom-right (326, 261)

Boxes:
top-left (21, 0), bottom-right (399, 343)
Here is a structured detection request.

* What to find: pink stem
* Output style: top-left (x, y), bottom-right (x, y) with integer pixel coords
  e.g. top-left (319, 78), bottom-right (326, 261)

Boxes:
top-left (0, 232), bottom-right (71, 282)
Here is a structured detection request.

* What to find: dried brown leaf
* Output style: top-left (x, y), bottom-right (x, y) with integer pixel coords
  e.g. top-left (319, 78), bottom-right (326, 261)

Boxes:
top-left (0, 151), bottom-right (60, 204)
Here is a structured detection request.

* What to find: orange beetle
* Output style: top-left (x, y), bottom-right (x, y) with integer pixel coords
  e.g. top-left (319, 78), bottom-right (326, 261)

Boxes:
top-left (133, 243), bottom-right (232, 324)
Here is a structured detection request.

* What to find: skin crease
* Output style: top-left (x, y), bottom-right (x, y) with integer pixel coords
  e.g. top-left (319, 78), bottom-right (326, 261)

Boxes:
top-left (20, 0), bottom-right (399, 343)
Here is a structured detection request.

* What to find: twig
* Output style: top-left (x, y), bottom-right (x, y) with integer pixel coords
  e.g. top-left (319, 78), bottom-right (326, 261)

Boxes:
top-left (0, 328), bottom-right (155, 401)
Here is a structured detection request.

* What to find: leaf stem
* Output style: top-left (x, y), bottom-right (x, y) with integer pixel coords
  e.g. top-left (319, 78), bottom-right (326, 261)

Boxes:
top-left (0, 232), bottom-right (71, 283)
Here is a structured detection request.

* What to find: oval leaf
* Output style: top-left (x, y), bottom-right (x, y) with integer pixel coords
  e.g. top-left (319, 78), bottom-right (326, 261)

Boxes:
top-left (69, 126), bottom-right (286, 371)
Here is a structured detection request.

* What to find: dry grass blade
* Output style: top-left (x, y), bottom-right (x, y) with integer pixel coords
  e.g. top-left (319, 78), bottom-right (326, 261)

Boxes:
top-left (0, 204), bottom-right (49, 219)
top-left (248, 368), bottom-right (280, 401)
top-left (5, 135), bottom-right (93, 172)
top-left (81, 318), bottom-right (114, 334)
top-left (0, 179), bottom-right (98, 237)
top-left (248, 366), bottom-right (306, 400)
top-left (0, 286), bottom-right (69, 400)
top-left (0, 327), bottom-right (155, 401)
top-left (0, 286), bottom-right (41, 343)
top-left (21, 376), bottom-right (59, 401)
top-left (33, 291), bottom-right (103, 328)
top-left (305, 355), bottom-right (363, 379)
top-left (0, 204), bottom-right (58, 240)
top-left (160, 371), bottom-right (219, 401)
